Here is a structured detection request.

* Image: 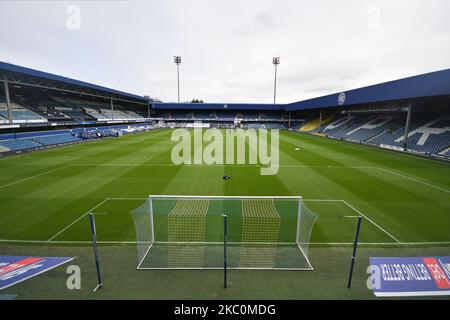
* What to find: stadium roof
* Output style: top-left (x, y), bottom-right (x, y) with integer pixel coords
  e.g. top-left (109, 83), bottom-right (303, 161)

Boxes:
top-left (154, 69), bottom-right (450, 112)
top-left (2, 61), bottom-right (448, 111)
top-left (285, 68), bottom-right (450, 112)
top-left (152, 102), bottom-right (283, 111)
top-left (0, 61), bottom-right (149, 104)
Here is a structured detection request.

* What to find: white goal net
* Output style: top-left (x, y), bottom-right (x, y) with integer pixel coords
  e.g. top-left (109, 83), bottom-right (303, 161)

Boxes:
top-left (130, 195), bottom-right (318, 270)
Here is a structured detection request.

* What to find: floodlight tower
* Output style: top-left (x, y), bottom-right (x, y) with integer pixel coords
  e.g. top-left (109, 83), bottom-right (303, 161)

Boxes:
top-left (272, 57), bottom-right (280, 104)
top-left (174, 56), bottom-right (182, 103)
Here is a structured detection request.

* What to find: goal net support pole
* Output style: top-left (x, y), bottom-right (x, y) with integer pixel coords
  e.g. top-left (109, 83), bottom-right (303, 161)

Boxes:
top-left (89, 213), bottom-right (103, 292)
top-left (347, 216), bottom-right (362, 289)
top-left (223, 214), bottom-right (228, 289)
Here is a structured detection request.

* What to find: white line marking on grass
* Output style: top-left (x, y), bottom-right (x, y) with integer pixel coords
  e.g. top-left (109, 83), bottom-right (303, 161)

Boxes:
top-left (7, 197), bottom-right (400, 244)
top-left (1, 239), bottom-right (450, 246)
top-left (0, 165), bottom-right (71, 190)
top-left (108, 197), bottom-right (147, 200)
top-left (303, 199), bottom-right (345, 202)
top-left (340, 200), bottom-right (401, 243)
top-left (72, 164), bottom-right (379, 169)
top-left (47, 198), bottom-right (110, 242)
top-left (42, 197), bottom-right (340, 242)
top-left (108, 197), bottom-right (343, 202)
top-left (68, 164), bottom-right (450, 196)
top-left (374, 167), bottom-right (450, 194)
top-left (0, 239), bottom-right (137, 244)
top-left (309, 242), bottom-right (450, 246)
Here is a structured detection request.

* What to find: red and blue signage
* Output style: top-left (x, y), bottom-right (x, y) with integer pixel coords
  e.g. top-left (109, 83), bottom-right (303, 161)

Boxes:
top-left (0, 256), bottom-right (74, 290)
top-left (369, 256), bottom-right (450, 297)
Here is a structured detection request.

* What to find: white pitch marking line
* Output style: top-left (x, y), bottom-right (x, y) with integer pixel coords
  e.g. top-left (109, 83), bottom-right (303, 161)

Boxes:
top-left (47, 198), bottom-right (110, 242)
top-left (35, 197), bottom-right (345, 243)
top-left (309, 242), bottom-right (450, 245)
top-left (0, 239), bottom-right (137, 244)
top-left (108, 197), bottom-right (147, 200)
top-left (70, 165), bottom-right (450, 194)
top-left (108, 198), bottom-right (345, 202)
top-left (374, 167), bottom-right (450, 194)
top-left (1, 239), bottom-right (450, 246)
top-left (0, 165), bottom-right (72, 190)
top-left (0, 198), bottom-right (412, 244)
top-left (303, 199), bottom-right (344, 202)
top-left (340, 200), bottom-right (401, 243)
top-left (71, 164), bottom-right (378, 168)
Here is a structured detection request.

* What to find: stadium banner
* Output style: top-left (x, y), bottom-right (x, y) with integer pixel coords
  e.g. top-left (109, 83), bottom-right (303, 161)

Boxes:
top-left (0, 256), bottom-right (74, 290)
top-left (380, 144), bottom-right (404, 152)
top-left (369, 256), bottom-right (450, 297)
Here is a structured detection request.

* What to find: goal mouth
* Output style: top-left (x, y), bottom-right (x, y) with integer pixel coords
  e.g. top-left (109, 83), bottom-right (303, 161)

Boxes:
top-left (130, 195), bottom-right (318, 271)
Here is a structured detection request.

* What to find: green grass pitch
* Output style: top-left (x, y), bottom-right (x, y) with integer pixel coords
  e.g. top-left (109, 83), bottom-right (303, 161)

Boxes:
top-left (0, 129), bottom-right (449, 299)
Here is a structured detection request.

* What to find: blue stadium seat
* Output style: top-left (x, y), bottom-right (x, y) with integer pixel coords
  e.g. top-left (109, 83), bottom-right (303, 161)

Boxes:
top-left (32, 134), bottom-right (82, 146)
top-left (318, 113), bottom-right (450, 156)
top-left (0, 139), bottom-right (42, 151)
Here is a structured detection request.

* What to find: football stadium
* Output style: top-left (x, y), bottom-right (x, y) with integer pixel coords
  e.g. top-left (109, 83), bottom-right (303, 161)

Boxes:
top-left (0, 1), bottom-right (449, 305)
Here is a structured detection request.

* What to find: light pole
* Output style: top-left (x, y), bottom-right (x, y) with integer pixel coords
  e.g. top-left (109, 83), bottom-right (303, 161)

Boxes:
top-left (272, 57), bottom-right (280, 104)
top-left (174, 56), bottom-right (181, 102)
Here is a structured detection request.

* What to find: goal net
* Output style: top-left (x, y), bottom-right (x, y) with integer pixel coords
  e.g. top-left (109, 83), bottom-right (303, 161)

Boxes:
top-left (130, 196), bottom-right (318, 270)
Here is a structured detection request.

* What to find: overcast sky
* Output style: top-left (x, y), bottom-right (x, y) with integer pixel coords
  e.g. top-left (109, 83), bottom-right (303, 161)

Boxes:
top-left (1, 0), bottom-right (449, 104)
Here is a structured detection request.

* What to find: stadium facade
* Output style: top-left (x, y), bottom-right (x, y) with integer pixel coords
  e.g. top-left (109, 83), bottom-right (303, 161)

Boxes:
top-left (1, 61), bottom-right (449, 160)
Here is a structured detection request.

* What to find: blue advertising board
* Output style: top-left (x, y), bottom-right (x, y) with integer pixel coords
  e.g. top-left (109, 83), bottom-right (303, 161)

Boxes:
top-left (0, 256), bottom-right (74, 290)
top-left (369, 256), bottom-right (450, 297)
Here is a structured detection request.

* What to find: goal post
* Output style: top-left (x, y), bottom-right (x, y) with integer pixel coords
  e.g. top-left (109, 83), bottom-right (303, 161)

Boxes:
top-left (130, 195), bottom-right (318, 271)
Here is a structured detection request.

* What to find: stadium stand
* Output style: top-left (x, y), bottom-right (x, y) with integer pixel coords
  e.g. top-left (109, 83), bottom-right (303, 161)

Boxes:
top-left (307, 113), bottom-right (450, 158)
top-left (264, 123), bottom-right (286, 129)
top-left (0, 96), bottom-right (47, 123)
top-left (193, 111), bottom-right (216, 120)
top-left (217, 112), bottom-right (237, 121)
top-left (237, 112), bottom-right (259, 120)
top-left (0, 123), bottom-right (157, 154)
top-left (300, 115), bottom-right (334, 132)
top-left (171, 112), bottom-right (194, 120)
top-left (61, 109), bottom-right (95, 121)
top-left (0, 139), bottom-right (43, 151)
top-left (32, 133), bottom-right (82, 146)
top-left (440, 147), bottom-right (450, 157)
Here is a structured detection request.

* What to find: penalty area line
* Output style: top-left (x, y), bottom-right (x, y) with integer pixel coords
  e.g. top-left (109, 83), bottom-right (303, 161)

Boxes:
top-left (340, 200), bottom-right (401, 243)
top-left (374, 167), bottom-right (450, 194)
top-left (10, 197), bottom-right (400, 244)
top-left (1, 239), bottom-right (450, 246)
top-left (46, 198), bottom-right (111, 242)
top-left (0, 165), bottom-right (72, 190)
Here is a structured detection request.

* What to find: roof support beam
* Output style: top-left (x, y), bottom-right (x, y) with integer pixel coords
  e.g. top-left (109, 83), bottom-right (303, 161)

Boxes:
top-left (319, 109), bottom-right (323, 131)
top-left (403, 101), bottom-right (412, 151)
top-left (110, 99), bottom-right (114, 121)
top-left (3, 75), bottom-right (13, 124)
